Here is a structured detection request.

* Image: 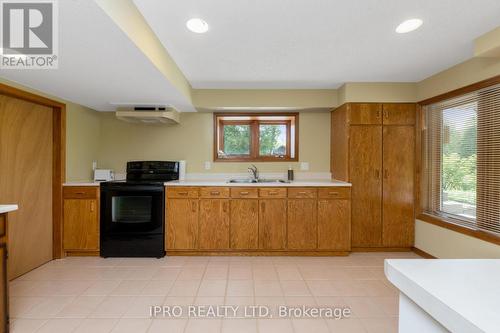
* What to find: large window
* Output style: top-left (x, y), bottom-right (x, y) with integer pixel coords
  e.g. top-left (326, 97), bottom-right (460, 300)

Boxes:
top-left (214, 113), bottom-right (298, 161)
top-left (422, 83), bottom-right (500, 236)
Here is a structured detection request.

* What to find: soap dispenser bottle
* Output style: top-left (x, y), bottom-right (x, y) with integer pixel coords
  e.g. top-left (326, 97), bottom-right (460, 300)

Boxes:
top-left (287, 165), bottom-right (294, 181)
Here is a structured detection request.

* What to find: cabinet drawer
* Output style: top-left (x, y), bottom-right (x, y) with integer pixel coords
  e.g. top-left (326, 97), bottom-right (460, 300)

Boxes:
top-left (231, 188), bottom-right (258, 198)
top-left (200, 187), bottom-right (230, 198)
top-left (288, 188), bottom-right (317, 198)
top-left (63, 186), bottom-right (99, 199)
top-left (318, 187), bottom-right (351, 199)
top-left (167, 187), bottom-right (199, 198)
top-left (259, 188), bottom-right (287, 198)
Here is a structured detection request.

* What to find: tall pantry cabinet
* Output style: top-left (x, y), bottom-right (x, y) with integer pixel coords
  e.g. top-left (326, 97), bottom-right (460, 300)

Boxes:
top-left (331, 103), bottom-right (416, 248)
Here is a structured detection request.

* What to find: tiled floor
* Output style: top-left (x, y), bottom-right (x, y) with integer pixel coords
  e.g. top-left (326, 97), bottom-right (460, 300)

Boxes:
top-left (9, 252), bottom-right (421, 333)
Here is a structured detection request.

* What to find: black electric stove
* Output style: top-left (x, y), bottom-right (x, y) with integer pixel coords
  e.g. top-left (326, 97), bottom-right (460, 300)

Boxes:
top-left (100, 161), bottom-right (179, 258)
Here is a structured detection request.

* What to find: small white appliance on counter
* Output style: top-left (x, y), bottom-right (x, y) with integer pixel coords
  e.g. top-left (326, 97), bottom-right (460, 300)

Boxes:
top-left (94, 169), bottom-right (114, 182)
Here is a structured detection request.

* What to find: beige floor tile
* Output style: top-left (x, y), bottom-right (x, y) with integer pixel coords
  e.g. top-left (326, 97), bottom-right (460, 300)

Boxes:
top-left (123, 296), bottom-right (165, 318)
top-left (325, 318), bottom-right (368, 333)
top-left (257, 319), bottom-right (294, 333)
top-left (194, 296), bottom-right (225, 306)
top-left (275, 266), bottom-right (303, 281)
top-left (177, 267), bottom-right (206, 280)
top-left (9, 318), bottom-right (46, 333)
top-left (110, 280), bottom-right (148, 296)
top-left (203, 266), bottom-right (228, 280)
top-left (284, 296), bottom-right (317, 306)
top-left (375, 297), bottom-right (399, 316)
top-left (343, 297), bottom-right (387, 318)
top-left (280, 280), bottom-right (311, 296)
top-left (314, 296), bottom-right (346, 307)
top-left (163, 296), bottom-right (195, 306)
top-left (197, 280), bottom-right (227, 297)
top-left (20, 296), bottom-right (74, 319)
top-left (36, 318), bottom-right (83, 333)
top-left (254, 280), bottom-right (283, 296)
top-left (221, 318), bottom-right (257, 333)
top-left (141, 280), bottom-right (174, 296)
top-left (357, 280), bottom-right (397, 297)
top-left (73, 318), bottom-right (118, 333)
top-left (292, 318), bottom-right (330, 333)
top-left (228, 267), bottom-right (253, 280)
top-left (147, 319), bottom-right (187, 333)
top-left (184, 318), bottom-right (222, 333)
top-left (82, 281), bottom-right (121, 296)
top-left (9, 281), bottom-right (37, 297)
top-left (360, 317), bottom-right (398, 333)
top-left (89, 296), bottom-right (136, 318)
top-left (151, 267), bottom-right (181, 280)
top-left (110, 318), bottom-right (152, 333)
top-left (253, 267), bottom-right (279, 280)
top-left (168, 280), bottom-right (201, 296)
top-left (226, 280), bottom-right (254, 296)
top-left (55, 296), bottom-right (105, 318)
top-left (10, 297), bottom-right (45, 318)
top-left (306, 280), bottom-right (339, 296)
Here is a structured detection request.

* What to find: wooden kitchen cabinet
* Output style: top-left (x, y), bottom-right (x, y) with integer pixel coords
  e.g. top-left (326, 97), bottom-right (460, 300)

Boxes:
top-left (259, 199), bottom-right (287, 249)
top-left (199, 199), bottom-right (230, 249)
top-left (382, 126), bottom-right (415, 247)
top-left (230, 199), bottom-right (258, 249)
top-left (287, 199), bottom-right (317, 249)
top-left (0, 214), bottom-right (8, 332)
top-left (331, 102), bottom-right (416, 249)
top-left (63, 186), bottom-right (99, 254)
top-left (166, 199), bottom-right (199, 249)
top-left (318, 199), bottom-right (351, 250)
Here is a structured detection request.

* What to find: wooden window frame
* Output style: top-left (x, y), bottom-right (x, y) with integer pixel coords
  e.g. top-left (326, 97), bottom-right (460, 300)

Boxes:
top-left (416, 74), bottom-right (500, 246)
top-left (214, 113), bottom-right (298, 162)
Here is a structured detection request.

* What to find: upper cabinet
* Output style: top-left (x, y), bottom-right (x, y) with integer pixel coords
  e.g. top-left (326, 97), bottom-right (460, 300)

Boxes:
top-left (382, 104), bottom-right (416, 125)
top-left (348, 103), bottom-right (382, 125)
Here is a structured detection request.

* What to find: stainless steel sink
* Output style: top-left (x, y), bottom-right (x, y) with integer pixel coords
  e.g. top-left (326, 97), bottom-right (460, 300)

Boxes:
top-left (228, 178), bottom-right (289, 183)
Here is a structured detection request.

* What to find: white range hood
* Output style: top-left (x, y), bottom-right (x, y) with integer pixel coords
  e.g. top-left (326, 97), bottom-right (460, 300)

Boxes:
top-left (116, 106), bottom-right (180, 124)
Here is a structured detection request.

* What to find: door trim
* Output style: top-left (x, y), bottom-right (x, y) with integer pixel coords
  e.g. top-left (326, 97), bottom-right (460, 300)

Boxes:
top-left (0, 83), bottom-right (66, 259)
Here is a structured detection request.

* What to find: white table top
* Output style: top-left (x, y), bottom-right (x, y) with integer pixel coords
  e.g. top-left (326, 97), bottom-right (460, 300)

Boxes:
top-left (385, 259), bottom-right (500, 333)
top-left (0, 205), bottom-right (18, 214)
top-left (164, 179), bottom-right (351, 187)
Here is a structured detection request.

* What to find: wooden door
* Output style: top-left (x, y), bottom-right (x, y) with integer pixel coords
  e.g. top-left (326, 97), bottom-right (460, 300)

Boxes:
top-left (259, 199), bottom-right (287, 249)
top-left (287, 199), bottom-right (317, 249)
top-left (230, 200), bottom-right (258, 249)
top-left (0, 214), bottom-right (7, 331)
top-left (349, 125), bottom-right (383, 247)
top-left (317, 200), bottom-right (351, 250)
top-left (382, 126), bottom-right (415, 247)
top-left (382, 104), bottom-right (416, 125)
top-left (0, 95), bottom-right (53, 279)
top-left (166, 199), bottom-right (198, 250)
top-left (199, 199), bottom-right (230, 249)
top-left (63, 199), bottom-right (99, 250)
top-left (349, 103), bottom-right (382, 125)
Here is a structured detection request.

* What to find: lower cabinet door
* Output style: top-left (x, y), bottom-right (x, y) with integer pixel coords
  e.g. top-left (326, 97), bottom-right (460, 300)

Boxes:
top-left (230, 200), bottom-right (258, 249)
top-left (166, 199), bottom-right (199, 250)
top-left (63, 199), bottom-right (99, 250)
top-left (0, 243), bottom-right (7, 332)
top-left (287, 199), bottom-right (317, 249)
top-left (259, 199), bottom-right (287, 249)
top-left (317, 199), bottom-right (351, 250)
top-left (199, 199), bottom-right (230, 249)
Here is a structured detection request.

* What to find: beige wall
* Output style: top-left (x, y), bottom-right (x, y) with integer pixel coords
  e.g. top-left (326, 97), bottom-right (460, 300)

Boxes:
top-left (0, 78), bottom-right (100, 182)
top-left (338, 82), bottom-right (417, 104)
top-left (97, 111), bottom-right (331, 175)
top-left (415, 220), bottom-right (500, 258)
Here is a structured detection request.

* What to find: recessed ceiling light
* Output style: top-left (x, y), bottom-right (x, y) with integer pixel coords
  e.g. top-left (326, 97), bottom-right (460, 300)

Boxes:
top-left (396, 18), bottom-right (423, 33)
top-left (186, 18), bottom-right (209, 33)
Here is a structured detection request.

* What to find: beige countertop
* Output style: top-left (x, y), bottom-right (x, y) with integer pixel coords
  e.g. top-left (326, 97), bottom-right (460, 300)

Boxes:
top-left (63, 182), bottom-right (101, 186)
top-left (164, 179), bottom-right (351, 187)
top-left (0, 204), bottom-right (19, 214)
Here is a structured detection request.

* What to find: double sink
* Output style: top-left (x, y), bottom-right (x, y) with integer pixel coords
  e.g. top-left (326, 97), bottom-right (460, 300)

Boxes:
top-left (228, 178), bottom-right (290, 184)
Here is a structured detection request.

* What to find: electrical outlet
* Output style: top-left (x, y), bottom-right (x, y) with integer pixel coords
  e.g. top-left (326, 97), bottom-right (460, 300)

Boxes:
top-left (300, 162), bottom-right (309, 171)
top-left (204, 161), bottom-right (211, 170)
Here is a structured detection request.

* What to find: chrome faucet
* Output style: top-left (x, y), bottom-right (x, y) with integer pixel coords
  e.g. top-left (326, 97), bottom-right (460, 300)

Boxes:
top-left (248, 164), bottom-right (258, 181)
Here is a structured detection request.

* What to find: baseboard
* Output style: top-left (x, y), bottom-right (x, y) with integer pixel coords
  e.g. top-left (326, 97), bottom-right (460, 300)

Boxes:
top-left (411, 247), bottom-right (436, 259)
top-left (166, 250), bottom-right (350, 256)
top-left (64, 250), bottom-right (100, 257)
top-left (351, 247), bottom-right (412, 252)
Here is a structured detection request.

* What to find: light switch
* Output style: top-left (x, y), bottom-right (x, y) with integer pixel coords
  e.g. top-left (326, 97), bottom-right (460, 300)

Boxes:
top-left (204, 161), bottom-right (211, 170)
top-left (300, 162), bottom-right (309, 171)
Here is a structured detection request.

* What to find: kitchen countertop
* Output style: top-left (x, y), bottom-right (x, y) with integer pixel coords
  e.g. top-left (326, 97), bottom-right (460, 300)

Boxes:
top-left (0, 205), bottom-right (19, 214)
top-left (63, 182), bottom-right (102, 186)
top-left (385, 259), bottom-right (500, 333)
top-left (164, 179), bottom-right (351, 187)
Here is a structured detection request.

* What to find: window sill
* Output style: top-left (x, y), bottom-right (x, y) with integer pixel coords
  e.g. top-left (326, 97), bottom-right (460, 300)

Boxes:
top-left (214, 157), bottom-right (298, 162)
top-left (417, 213), bottom-right (500, 246)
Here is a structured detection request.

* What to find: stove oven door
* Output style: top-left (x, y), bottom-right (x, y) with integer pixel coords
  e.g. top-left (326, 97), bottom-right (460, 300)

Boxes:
top-left (100, 184), bottom-right (164, 236)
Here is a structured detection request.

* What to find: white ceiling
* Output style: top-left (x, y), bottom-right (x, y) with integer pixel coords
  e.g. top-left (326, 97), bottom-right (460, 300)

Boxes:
top-left (0, 0), bottom-right (194, 111)
top-left (134, 0), bottom-right (500, 89)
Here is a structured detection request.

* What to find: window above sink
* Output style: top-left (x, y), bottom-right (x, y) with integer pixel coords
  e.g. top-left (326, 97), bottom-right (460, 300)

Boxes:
top-left (214, 113), bottom-right (298, 162)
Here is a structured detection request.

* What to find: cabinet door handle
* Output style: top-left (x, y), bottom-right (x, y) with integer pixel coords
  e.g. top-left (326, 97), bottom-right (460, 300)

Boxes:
top-left (383, 110), bottom-right (389, 119)
top-left (178, 191), bottom-right (188, 196)
top-left (268, 191), bottom-right (278, 195)
top-left (191, 201), bottom-right (197, 212)
top-left (75, 192), bottom-right (85, 195)
top-left (298, 191), bottom-right (307, 194)
top-left (239, 191), bottom-right (249, 195)
top-left (210, 191), bottom-right (220, 195)
top-left (328, 192), bottom-right (339, 196)
top-left (90, 201), bottom-right (95, 212)
top-left (222, 202), bottom-right (228, 213)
